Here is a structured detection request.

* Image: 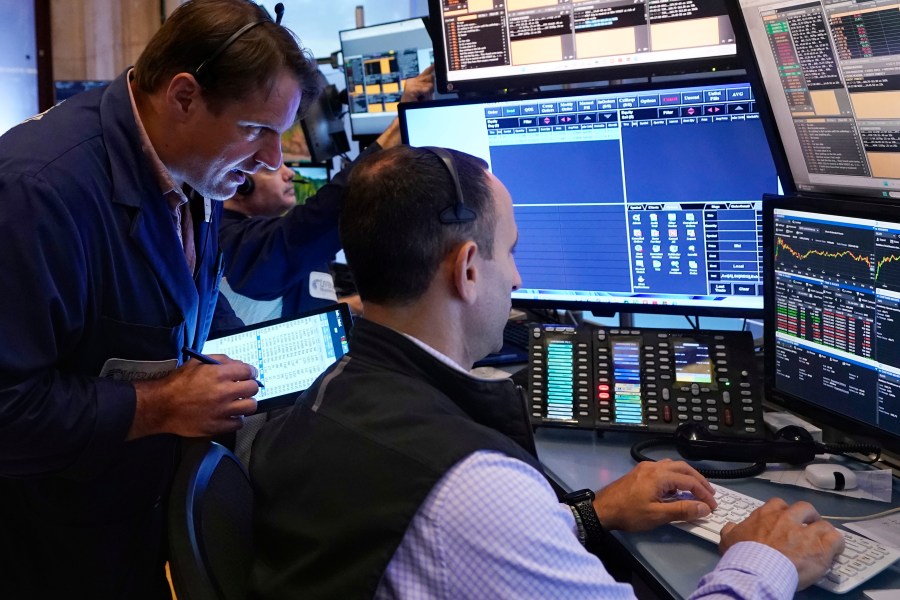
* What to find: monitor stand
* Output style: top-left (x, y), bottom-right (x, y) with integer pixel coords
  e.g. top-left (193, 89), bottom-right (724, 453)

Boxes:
top-left (618, 312), bottom-right (635, 329)
top-left (564, 310), bottom-right (584, 326)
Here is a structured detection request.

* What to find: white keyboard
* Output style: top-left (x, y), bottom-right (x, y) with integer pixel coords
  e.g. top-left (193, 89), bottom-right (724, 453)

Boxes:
top-left (672, 483), bottom-right (900, 594)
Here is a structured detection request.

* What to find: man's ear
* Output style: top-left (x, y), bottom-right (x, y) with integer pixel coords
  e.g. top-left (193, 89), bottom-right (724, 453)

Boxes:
top-left (451, 241), bottom-right (480, 305)
top-left (165, 73), bottom-right (204, 120)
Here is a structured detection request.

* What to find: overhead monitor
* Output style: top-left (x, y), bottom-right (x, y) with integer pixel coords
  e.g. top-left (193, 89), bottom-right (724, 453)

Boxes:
top-left (340, 18), bottom-right (434, 138)
top-left (300, 71), bottom-right (350, 163)
top-left (401, 77), bottom-right (781, 316)
top-left (429, 0), bottom-right (738, 94)
top-left (766, 196), bottom-right (900, 453)
top-left (736, 0), bottom-right (900, 200)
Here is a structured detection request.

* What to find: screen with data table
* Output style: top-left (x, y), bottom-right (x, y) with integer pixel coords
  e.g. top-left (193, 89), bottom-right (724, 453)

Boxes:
top-left (738, 0), bottom-right (900, 199)
top-left (202, 304), bottom-right (352, 409)
top-left (340, 18), bottom-right (434, 137)
top-left (768, 199), bottom-right (900, 443)
top-left (402, 78), bottom-right (781, 315)
top-left (430, 0), bottom-right (737, 92)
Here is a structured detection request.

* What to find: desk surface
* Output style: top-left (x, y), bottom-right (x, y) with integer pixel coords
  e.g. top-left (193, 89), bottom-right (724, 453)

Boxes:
top-left (534, 427), bottom-right (900, 600)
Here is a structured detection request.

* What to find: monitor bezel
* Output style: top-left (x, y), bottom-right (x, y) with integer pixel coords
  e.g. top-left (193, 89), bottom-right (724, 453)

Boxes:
top-left (763, 195), bottom-right (900, 455)
top-left (339, 16), bottom-right (433, 140)
top-left (729, 0), bottom-right (900, 201)
top-left (428, 0), bottom-right (741, 95)
top-left (400, 75), bottom-right (776, 318)
top-left (726, 0), bottom-right (796, 198)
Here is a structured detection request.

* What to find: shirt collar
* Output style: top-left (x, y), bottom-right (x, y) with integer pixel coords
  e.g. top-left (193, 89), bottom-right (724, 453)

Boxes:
top-left (400, 332), bottom-right (471, 376)
top-left (126, 68), bottom-right (188, 206)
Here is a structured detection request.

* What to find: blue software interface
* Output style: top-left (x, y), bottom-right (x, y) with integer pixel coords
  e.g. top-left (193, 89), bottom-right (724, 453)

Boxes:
top-left (402, 81), bottom-right (780, 313)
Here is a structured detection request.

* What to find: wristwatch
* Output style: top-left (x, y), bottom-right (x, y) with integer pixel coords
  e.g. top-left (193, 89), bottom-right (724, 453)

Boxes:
top-left (563, 488), bottom-right (606, 550)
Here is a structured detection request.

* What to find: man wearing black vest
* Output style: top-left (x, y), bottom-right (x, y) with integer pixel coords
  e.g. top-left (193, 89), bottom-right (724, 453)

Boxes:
top-left (250, 145), bottom-right (844, 599)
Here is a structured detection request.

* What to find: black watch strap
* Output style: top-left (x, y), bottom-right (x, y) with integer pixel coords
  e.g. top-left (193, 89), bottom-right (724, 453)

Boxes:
top-left (564, 488), bottom-right (606, 550)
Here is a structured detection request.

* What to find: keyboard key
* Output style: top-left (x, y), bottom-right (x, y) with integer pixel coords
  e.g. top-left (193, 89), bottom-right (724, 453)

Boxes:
top-left (671, 483), bottom-right (900, 594)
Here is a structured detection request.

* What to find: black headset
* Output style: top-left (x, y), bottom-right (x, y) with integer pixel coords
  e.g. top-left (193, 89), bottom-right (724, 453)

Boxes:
top-left (421, 146), bottom-right (477, 225)
top-left (192, 2), bottom-right (285, 83)
top-left (236, 174), bottom-right (255, 196)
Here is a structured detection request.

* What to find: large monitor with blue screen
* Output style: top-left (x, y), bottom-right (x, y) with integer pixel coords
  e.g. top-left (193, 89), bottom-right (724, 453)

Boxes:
top-left (736, 0), bottom-right (900, 200)
top-left (400, 77), bottom-right (781, 316)
top-left (766, 197), bottom-right (900, 453)
top-left (430, 0), bottom-right (738, 94)
top-left (340, 18), bottom-right (434, 138)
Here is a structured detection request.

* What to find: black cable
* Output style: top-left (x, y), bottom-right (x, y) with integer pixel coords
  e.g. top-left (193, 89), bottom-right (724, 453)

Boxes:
top-left (631, 437), bottom-right (883, 476)
top-left (823, 442), bottom-right (882, 465)
top-left (631, 437), bottom-right (767, 480)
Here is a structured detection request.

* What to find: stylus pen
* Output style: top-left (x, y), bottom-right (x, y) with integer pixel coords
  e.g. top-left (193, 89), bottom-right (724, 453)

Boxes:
top-left (183, 347), bottom-right (265, 388)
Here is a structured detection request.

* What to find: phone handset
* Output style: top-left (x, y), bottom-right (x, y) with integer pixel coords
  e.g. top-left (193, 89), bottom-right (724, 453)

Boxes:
top-left (674, 422), bottom-right (822, 465)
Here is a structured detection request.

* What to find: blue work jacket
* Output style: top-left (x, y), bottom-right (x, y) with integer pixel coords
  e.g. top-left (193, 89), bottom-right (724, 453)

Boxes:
top-left (0, 71), bottom-right (225, 598)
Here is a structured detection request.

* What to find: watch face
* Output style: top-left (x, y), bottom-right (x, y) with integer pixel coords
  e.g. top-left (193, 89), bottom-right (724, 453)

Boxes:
top-left (566, 488), bottom-right (595, 504)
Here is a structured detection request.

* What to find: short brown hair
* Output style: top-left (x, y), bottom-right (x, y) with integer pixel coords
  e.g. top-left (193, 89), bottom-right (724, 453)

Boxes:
top-left (340, 145), bottom-right (495, 305)
top-left (134, 0), bottom-right (320, 115)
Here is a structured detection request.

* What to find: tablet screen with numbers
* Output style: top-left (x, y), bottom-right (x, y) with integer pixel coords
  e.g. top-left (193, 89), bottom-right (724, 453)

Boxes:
top-left (202, 303), bottom-right (352, 409)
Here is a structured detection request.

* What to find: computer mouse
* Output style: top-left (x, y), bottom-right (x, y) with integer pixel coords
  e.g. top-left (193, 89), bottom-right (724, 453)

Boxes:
top-left (804, 463), bottom-right (858, 491)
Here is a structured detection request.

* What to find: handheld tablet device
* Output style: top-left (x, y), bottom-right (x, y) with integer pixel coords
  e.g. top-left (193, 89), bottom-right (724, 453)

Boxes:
top-left (202, 303), bottom-right (352, 409)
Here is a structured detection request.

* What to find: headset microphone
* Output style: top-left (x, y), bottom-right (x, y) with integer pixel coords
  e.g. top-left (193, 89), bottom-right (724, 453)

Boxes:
top-left (236, 174), bottom-right (255, 196)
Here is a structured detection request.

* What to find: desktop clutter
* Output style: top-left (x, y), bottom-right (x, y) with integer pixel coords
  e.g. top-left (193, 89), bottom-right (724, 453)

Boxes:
top-left (522, 314), bottom-right (900, 593)
top-left (518, 317), bottom-right (895, 495)
top-left (5, 0), bottom-right (896, 597)
top-left (662, 419), bottom-right (900, 594)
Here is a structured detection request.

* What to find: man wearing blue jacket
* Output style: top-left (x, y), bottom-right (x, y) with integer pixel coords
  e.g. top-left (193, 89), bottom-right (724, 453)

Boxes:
top-left (0, 1), bottom-right (320, 597)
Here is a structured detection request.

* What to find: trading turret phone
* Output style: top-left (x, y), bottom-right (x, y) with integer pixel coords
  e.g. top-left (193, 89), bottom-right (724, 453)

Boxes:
top-left (527, 325), bottom-right (764, 438)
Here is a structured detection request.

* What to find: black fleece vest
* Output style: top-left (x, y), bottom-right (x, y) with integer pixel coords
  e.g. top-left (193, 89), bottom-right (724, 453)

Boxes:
top-left (250, 319), bottom-right (551, 600)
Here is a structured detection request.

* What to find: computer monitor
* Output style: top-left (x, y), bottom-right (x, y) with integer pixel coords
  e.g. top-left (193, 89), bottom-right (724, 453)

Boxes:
top-left (765, 196), bottom-right (900, 454)
top-left (54, 80), bottom-right (109, 103)
top-left (285, 161), bottom-right (330, 204)
top-left (429, 0), bottom-right (738, 94)
top-left (300, 71), bottom-right (350, 164)
top-left (340, 17), bottom-right (434, 138)
top-left (735, 0), bottom-right (900, 200)
top-left (400, 77), bottom-right (781, 316)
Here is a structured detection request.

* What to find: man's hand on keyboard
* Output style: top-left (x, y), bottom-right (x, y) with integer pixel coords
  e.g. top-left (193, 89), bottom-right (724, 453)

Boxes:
top-left (593, 459), bottom-right (717, 532)
top-left (719, 498), bottom-right (845, 590)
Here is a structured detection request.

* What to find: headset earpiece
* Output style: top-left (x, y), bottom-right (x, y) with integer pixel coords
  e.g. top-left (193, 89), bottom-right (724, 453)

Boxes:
top-left (236, 174), bottom-right (255, 196)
